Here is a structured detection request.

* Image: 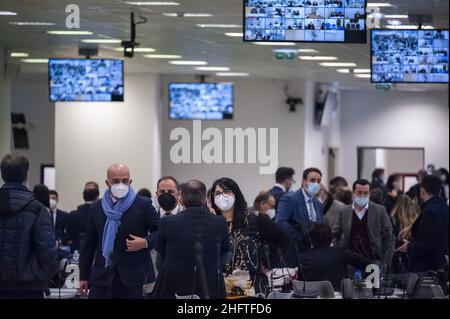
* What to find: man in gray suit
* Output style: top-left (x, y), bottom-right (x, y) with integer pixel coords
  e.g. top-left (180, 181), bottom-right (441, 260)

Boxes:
top-left (332, 179), bottom-right (395, 274)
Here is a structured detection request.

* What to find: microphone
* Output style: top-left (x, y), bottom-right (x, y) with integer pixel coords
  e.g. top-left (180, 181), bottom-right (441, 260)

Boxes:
top-left (263, 244), bottom-right (274, 293)
top-left (293, 241), bottom-right (318, 299)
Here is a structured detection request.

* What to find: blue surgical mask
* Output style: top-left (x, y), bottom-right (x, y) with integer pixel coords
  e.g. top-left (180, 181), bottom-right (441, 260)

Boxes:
top-left (306, 182), bottom-right (321, 197)
top-left (354, 196), bottom-right (369, 207)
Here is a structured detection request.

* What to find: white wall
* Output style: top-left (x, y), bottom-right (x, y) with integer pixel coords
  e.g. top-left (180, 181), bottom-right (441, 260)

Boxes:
top-left (0, 47), bottom-right (11, 165)
top-left (339, 90), bottom-right (449, 183)
top-left (161, 76), bottom-right (306, 204)
top-left (11, 75), bottom-right (55, 187)
top-left (55, 74), bottom-right (161, 211)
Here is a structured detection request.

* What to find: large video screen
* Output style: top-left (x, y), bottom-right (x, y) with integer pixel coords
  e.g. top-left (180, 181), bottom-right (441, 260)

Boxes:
top-left (49, 59), bottom-right (124, 102)
top-left (169, 83), bottom-right (234, 120)
top-left (371, 29), bottom-right (449, 83)
top-left (244, 0), bottom-right (367, 43)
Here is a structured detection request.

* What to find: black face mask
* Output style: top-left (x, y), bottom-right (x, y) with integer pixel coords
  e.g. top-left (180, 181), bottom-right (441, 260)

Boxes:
top-left (158, 192), bottom-right (177, 212)
top-left (83, 188), bottom-right (100, 202)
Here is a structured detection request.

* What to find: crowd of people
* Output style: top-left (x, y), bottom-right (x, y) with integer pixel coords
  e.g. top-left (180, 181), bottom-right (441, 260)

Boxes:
top-left (0, 152), bottom-right (448, 299)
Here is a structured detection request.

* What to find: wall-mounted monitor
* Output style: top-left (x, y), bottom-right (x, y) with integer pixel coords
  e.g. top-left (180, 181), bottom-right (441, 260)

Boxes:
top-left (169, 83), bottom-right (234, 120)
top-left (49, 59), bottom-right (124, 102)
top-left (371, 29), bottom-right (449, 83)
top-left (244, 0), bottom-right (367, 43)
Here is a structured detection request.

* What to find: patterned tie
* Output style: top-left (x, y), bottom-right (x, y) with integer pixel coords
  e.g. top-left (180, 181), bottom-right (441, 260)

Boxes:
top-left (307, 199), bottom-right (317, 222)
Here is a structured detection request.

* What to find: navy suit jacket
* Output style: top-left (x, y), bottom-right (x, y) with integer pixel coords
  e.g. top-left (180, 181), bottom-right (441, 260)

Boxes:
top-left (268, 186), bottom-right (287, 209)
top-left (54, 209), bottom-right (69, 244)
top-left (79, 195), bottom-right (160, 287)
top-left (276, 189), bottom-right (324, 242)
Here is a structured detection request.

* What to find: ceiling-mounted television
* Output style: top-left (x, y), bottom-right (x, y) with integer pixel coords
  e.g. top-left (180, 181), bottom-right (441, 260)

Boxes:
top-left (244, 0), bottom-right (367, 43)
top-left (49, 59), bottom-right (124, 102)
top-left (169, 83), bottom-right (234, 120)
top-left (371, 29), bottom-right (449, 83)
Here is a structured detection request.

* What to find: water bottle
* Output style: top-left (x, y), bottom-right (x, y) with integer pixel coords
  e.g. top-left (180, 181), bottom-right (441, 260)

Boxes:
top-left (354, 270), bottom-right (362, 282)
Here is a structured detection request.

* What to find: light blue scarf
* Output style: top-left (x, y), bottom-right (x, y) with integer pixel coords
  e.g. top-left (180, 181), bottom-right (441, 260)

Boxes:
top-left (101, 186), bottom-right (136, 268)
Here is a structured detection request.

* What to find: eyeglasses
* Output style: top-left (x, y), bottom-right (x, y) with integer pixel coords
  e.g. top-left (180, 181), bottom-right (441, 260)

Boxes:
top-left (214, 189), bottom-right (234, 197)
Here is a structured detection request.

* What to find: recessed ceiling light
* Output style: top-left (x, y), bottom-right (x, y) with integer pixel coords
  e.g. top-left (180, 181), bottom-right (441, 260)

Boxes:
top-left (21, 59), bottom-right (49, 63)
top-left (47, 30), bottom-right (93, 35)
top-left (354, 74), bottom-right (371, 79)
top-left (320, 62), bottom-right (357, 67)
top-left (169, 60), bottom-right (208, 65)
top-left (384, 14), bottom-right (409, 19)
top-left (126, 1), bottom-right (180, 5)
top-left (113, 47), bottom-right (156, 52)
top-left (196, 24), bottom-right (241, 28)
top-left (367, 3), bottom-right (392, 7)
top-left (387, 20), bottom-right (402, 26)
top-left (254, 42), bottom-right (296, 46)
top-left (337, 69), bottom-right (350, 73)
top-left (163, 13), bottom-right (213, 17)
top-left (10, 52), bottom-right (29, 58)
top-left (143, 54), bottom-right (182, 59)
top-left (216, 72), bottom-right (250, 77)
top-left (299, 56), bottom-right (338, 61)
top-left (81, 39), bottom-right (122, 44)
top-left (195, 67), bottom-right (230, 71)
top-left (298, 49), bottom-right (319, 53)
top-left (354, 69), bottom-right (371, 74)
top-left (9, 21), bottom-right (56, 26)
top-left (0, 11), bottom-right (17, 15)
top-left (225, 32), bottom-right (244, 37)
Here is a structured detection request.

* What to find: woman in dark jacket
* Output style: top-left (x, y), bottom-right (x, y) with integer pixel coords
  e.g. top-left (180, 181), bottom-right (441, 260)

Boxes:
top-left (210, 178), bottom-right (290, 296)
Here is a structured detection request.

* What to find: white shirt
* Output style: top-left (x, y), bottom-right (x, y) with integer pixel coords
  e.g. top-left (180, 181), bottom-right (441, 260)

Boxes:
top-left (352, 202), bottom-right (369, 220)
top-left (273, 183), bottom-right (286, 192)
top-left (302, 188), bottom-right (317, 222)
top-left (159, 204), bottom-right (181, 218)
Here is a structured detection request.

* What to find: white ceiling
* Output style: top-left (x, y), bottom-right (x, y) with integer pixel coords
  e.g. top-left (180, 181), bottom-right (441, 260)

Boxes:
top-left (0, 0), bottom-right (449, 90)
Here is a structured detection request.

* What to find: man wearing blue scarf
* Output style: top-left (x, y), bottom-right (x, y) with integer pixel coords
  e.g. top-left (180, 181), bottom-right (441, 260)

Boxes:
top-left (79, 163), bottom-right (160, 299)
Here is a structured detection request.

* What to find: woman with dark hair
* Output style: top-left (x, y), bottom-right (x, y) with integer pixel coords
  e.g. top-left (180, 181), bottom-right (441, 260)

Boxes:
top-left (384, 174), bottom-right (402, 214)
top-left (210, 177), bottom-right (290, 296)
top-left (33, 184), bottom-right (50, 208)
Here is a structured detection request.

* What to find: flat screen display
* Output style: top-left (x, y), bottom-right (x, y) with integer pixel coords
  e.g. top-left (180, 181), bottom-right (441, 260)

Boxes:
top-left (371, 29), bottom-right (449, 83)
top-left (169, 83), bottom-right (234, 120)
top-left (244, 0), bottom-right (367, 43)
top-left (49, 59), bottom-right (124, 102)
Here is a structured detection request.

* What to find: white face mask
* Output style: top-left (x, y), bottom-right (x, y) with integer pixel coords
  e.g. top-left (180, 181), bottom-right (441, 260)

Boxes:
top-left (214, 194), bottom-right (235, 212)
top-left (265, 208), bottom-right (276, 220)
top-left (49, 199), bottom-right (58, 210)
top-left (110, 183), bottom-right (129, 199)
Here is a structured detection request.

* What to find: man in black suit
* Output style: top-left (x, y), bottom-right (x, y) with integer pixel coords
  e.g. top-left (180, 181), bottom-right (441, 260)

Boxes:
top-left (78, 164), bottom-right (160, 299)
top-left (67, 182), bottom-right (100, 252)
top-left (268, 167), bottom-right (295, 209)
top-left (300, 223), bottom-right (372, 291)
top-left (153, 180), bottom-right (231, 299)
top-left (398, 175), bottom-right (449, 272)
top-left (49, 190), bottom-right (69, 245)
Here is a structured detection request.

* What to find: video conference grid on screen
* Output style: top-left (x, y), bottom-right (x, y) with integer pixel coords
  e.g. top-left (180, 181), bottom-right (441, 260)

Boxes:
top-left (169, 83), bottom-right (234, 120)
top-left (372, 30), bottom-right (449, 83)
top-left (49, 59), bottom-right (124, 102)
top-left (244, 0), bottom-right (366, 43)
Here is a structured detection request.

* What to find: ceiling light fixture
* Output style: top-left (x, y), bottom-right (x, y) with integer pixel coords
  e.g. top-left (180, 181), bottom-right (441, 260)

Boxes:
top-left (195, 66), bottom-right (230, 71)
top-left (384, 14), bottom-right (409, 19)
top-left (126, 1), bottom-right (180, 5)
top-left (254, 42), bottom-right (296, 46)
top-left (113, 47), bottom-right (156, 52)
top-left (197, 24), bottom-right (241, 28)
top-left (367, 3), bottom-right (392, 7)
top-left (336, 68), bottom-right (350, 73)
top-left (47, 30), bottom-right (93, 35)
top-left (225, 32), bottom-right (244, 37)
top-left (319, 62), bottom-right (357, 67)
top-left (163, 13), bottom-right (213, 17)
top-left (298, 49), bottom-right (319, 53)
top-left (9, 21), bottom-right (56, 26)
top-left (143, 54), bottom-right (182, 59)
top-left (354, 68), bottom-right (371, 73)
top-left (0, 11), bottom-right (17, 15)
top-left (299, 56), bottom-right (338, 61)
top-left (169, 60), bottom-right (208, 65)
top-left (10, 52), bottom-right (29, 58)
top-left (81, 39), bottom-right (122, 43)
top-left (216, 72), bottom-right (250, 77)
top-left (354, 74), bottom-right (372, 79)
top-left (21, 59), bottom-right (49, 63)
